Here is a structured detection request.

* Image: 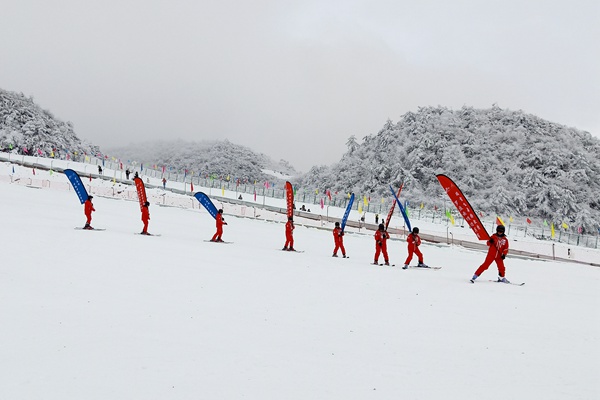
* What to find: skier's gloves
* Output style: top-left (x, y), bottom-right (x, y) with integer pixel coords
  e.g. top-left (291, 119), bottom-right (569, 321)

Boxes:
top-left (501, 255), bottom-right (506, 260)
top-left (489, 238), bottom-right (494, 244)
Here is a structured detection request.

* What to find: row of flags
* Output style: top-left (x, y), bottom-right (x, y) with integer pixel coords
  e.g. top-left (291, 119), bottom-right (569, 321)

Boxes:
top-left (9, 147), bottom-right (591, 234)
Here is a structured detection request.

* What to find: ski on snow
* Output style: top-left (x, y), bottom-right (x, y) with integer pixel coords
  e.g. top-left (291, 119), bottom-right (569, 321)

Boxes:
top-left (204, 240), bottom-right (233, 244)
top-left (74, 227), bottom-right (106, 231)
top-left (489, 280), bottom-right (525, 286)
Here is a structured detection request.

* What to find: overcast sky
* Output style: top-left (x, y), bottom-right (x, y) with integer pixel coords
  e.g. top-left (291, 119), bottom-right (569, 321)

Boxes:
top-left (2, 0), bottom-right (598, 171)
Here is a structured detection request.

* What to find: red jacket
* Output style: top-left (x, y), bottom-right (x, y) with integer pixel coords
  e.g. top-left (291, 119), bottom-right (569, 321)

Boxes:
top-left (374, 229), bottom-right (389, 244)
top-left (489, 233), bottom-right (509, 257)
top-left (333, 227), bottom-right (344, 243)
top-left (407, 233), bottom-right (421, 248)
top-left (216, 213), bottom-right (227, 227)
top-left (84, 199), bottom-right (95, 216)
top-left (286, 220), bottom-right (294, 235)
top-left (141, 206), bottom-right (150, 222)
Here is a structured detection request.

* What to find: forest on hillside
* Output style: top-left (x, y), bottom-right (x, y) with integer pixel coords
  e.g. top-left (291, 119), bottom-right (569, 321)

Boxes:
top-left (300, 106), bottom-right (600, 232)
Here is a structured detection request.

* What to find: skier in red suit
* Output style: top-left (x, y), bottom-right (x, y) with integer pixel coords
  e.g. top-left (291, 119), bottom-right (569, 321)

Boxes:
top-left (211, 209), bottom-right (228, 242)
top-left (332, 222), bottom-right (346, 258)
top-left (83, 195), bottom-right (95, 230)
top-left (403, 227), bottom-right (425, 269)
top-left (141, 201), bottom-right (150, 235)
top-left (471, 225), bottom-right (510, 283)
top-left (283, 216), bottom-right (295, 251)
top-left (374, 224), bottom-right (390, 265)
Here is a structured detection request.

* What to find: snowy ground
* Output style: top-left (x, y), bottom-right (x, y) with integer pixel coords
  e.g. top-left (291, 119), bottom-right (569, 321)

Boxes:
top-left (0, 163), bottom-right (599, 399)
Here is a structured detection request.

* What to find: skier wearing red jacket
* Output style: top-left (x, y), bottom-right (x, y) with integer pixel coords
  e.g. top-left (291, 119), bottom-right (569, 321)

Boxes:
top-left (211, 209), bottom-right (228, 242)
top-left (471, 225), bottom-right (510, 283)
top-left (83, 195), bottom-right (95, 230)
top-left (332, 222), bottom-right (346, 258)
top-left (283, 216), bottom-right (295, 251)
top-left (403, 227), bottom-right (425, 269)
top-left (141, 201), bottom-right (150, 235)
top-left (373, 224), bottom-right (390, 265)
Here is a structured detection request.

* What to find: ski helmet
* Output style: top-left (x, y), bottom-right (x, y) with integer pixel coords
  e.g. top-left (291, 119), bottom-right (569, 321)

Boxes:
top-left (496, 225), bottom-right (505, 234)
top-left (335, 222), bottom-right (340, 227)
top-left (412, 227), bottom-right (419, 234)
top-left (378, 223), bottom-right (385, 230)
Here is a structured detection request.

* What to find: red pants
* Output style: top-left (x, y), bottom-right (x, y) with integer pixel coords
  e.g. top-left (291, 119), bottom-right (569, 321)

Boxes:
top-left (404, 246), bottom-right (423, 265)
top-left (374, 243), bottom-right (388, 263)
top-left (142, 220), bottom-right (149, 233)
top-left (284, 233), bottom-right (294, 249)
top-left (212, 226), bottom-right (223, 241)
top-left (475, 252), bottom-right (506, 277)
top-left (85, 214), bottom-right (92, 224)
top-left (333, 240), bottom-right (345, 256)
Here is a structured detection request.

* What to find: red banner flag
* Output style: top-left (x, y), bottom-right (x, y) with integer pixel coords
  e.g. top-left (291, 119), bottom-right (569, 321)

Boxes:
top-left (385, 183), bottom-right (403, 229)
top-left (134, 177), bottom-right (148, 211)
top-left (285, 181), bottom-right (294, 218)
top-left (436, 174), bottom-right (489, 240)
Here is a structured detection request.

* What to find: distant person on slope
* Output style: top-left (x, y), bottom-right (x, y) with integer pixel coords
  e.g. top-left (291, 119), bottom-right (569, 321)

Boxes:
top-left (83, 195), bottom-right (95, 230)
top-left (470, 225), bottom-right (510, 283)
top-left (373, 224), bottom-right (390, 265)
top-left (283, 216), bottom-right (295, 251)
top-left (403, 227), bottom-right (426, 269)
top-left (141, 201), bottom-right (150, 235)
top-left (211, 209), bottom-right (228, 242)
top-left (332, 222), bottom-right (346, 258)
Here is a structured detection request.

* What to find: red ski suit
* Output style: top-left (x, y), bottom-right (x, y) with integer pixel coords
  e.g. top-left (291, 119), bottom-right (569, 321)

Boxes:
top-left (211, 212), bottom-right (227, 241)
top-left (284, 220), bottom-right (295, 249)
top-left (333, 226), bottom-right (346, 256)
top-left (84, 199), bottom-right (95, 224)
top-left (374, 229), bottom-right (389, 263)
top-left (141, 205), bottom-right (150, 234)
top-left (475, 233), bottom-right (509, 277)
top-left (404, 233), bottom-right (423, 265)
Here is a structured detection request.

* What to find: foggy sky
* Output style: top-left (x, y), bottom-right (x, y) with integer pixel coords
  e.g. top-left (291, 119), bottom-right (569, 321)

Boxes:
top-left (2, 0), bottom-right (598, 171)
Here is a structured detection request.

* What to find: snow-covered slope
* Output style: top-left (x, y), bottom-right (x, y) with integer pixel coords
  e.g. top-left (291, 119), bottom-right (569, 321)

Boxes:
top-left (0, 163), bottom-right (598, 399)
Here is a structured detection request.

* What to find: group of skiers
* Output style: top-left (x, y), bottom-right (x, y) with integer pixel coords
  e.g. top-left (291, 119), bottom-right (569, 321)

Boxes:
top-left (81, 198), bottom-right (510, 283)
top-left (82, 196), bottom-right (151, 235)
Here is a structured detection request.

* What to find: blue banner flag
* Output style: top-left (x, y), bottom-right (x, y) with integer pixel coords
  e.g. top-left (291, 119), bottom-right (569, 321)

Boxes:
top-left (65, 169), bottom-right (90, 204)
top-left (194, 192), bottom-right (218, 219)
top-left (389, 185), bottom-right (411, 232)
top-left (341, 193), bottom-right (355, 232)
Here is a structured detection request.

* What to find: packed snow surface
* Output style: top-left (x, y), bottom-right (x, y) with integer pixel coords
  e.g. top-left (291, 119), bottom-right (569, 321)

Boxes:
top-left (0, 162), bottom-right (598, 399)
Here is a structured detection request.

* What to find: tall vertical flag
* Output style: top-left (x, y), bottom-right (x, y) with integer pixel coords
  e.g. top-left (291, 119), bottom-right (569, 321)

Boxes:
top-left (64, 169), bottom-right (90, 204)
top-left (436, 174), bottom-right (489, 240)
top-left (340, 193), bottom-right (355, 232)
top-left (385, 183), bottom-right (403, 229)
top-left (194, 192), bottom-right (218, 219)
top-left (133, 177), bottom-right (148, 211)
top-left (389, 185), bottom-right (412, 232)
top-left (285, 181), bottom-right (294, 218)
